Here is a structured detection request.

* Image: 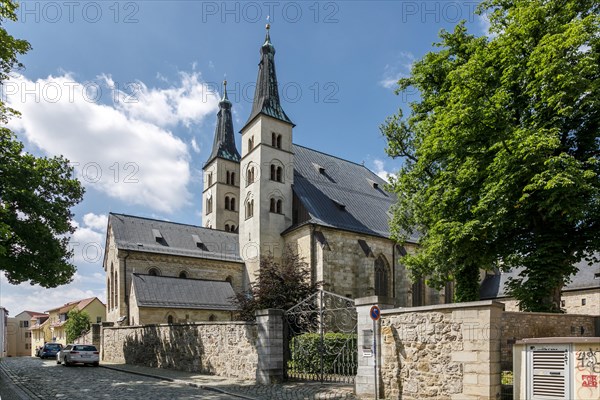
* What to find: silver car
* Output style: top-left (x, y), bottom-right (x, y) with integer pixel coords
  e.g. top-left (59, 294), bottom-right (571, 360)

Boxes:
top-left (56, 344), bottom-right (99, 367)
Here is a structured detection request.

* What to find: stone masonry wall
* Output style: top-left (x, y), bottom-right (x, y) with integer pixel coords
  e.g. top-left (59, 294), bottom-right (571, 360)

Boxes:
top-left (102, 322), bottom-right (258, 380)
top-left (379, 301), bottom-right (504, 400)
top-left (500, 311), bottom-right (597, 368)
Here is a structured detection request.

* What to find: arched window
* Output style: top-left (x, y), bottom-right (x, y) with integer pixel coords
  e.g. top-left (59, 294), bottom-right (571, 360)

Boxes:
top-left (276, 166), bottom-right (282, 182)
top-left (179, 271), bottom-right (188, 279)
top-left (374, 256), bottom-right (389, 297)
top-left (231, 172), bottom-right (236, 186)
top-left (270, 165), bottom-right (276, 181)
top-left (167, 315), bottom-right (174, 324)
top-left (206, 197), bottom-right (213, 214)
top-left (148, 268), bottom-right (160, 276)
top-left (209, 314), bottom-right (217, 322)
top-left (207, 172), bottom-right (213, 186)
top-left (225, 276), bottom-right (233, 285)
top-left (225, 196), bottom-right (230, 210)
top-left (246, 167), bottom-right (255, 186)
top-left (230, 198), bottom-right (236, 211)
top-left (272, 132), bottom-right (277, 147)
top-left (276, 135), bottom-right (282, 149)
top-left (246, 199), bottom-right (254, 218)
top-left (270, 198), bottom-right (276, 212)
top-left (276, 199), bottom-right (282, 214)
top-left (225, 224), bottom-right (230, 232)
top-left (230, 225), bottom-right (236, 232)
top-left (248, 136), bottom-right (254, 151)
top-left (226, 171), bottom-right (231, 185)
top-left (113, 269), bottom-right (117, 308)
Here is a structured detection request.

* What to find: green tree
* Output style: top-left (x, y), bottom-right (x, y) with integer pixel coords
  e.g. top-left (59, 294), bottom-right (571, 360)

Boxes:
top-left (0, 0), bottom-right (85, 287)
top-left (232, 248), bottom-right (322, 321)
top-left (382, 0), bottom-right (599, 311)
top-left (65, 309), bottom-right (91, 343)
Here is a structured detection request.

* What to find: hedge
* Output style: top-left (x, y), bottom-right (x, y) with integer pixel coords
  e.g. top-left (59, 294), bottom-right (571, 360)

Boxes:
top-left (288, 332), bottom-right (357, 376)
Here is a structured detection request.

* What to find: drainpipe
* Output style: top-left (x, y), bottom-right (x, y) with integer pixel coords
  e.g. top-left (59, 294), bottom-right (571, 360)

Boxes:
top-left (310, 224), bottom-right (316, 286)
top-left (123, 251), bottom-right (130, 325)
top-left (392, 243), bottom-right (396, 299)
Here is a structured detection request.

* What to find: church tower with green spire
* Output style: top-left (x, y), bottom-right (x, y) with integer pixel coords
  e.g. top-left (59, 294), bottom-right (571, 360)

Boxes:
top-left (202, 80), bottom-right (241, 232)
top-left (239, 24), bottom-right (295, 284)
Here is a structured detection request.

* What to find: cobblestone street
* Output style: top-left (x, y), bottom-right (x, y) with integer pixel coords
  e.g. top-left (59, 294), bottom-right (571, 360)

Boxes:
top-left (0, 357), bottom-right (358, 400)
top-left (0, 357), bottom-right (235, 400)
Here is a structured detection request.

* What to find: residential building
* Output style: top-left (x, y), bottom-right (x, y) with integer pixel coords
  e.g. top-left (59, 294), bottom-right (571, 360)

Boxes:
top-left (6, 311), bottom-right (46, 357)
top-left (29, 313), bottom-right (50, 356)
top-left (44, 297), bottom-right (106, 346)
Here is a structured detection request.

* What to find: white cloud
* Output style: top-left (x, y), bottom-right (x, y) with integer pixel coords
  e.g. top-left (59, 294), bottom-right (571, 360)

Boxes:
top-left (82, 213), bottom-right (108, 232)
top-left (380, 52), bottom-right (415, 89)
top-left (5, 73), bottom-right (218, 213)
top-left (373, 159), bottom-right (393, 181)
top-left (191, 137), bottom-right (201, 153)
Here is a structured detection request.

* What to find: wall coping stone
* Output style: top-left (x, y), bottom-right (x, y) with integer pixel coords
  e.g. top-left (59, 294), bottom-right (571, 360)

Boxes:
top-left (355, 296), bottom-right (397, 306)
top-left (103, 321), bottom-right (255, 330)
top-left (503, 310), bottom-right (599, 317)
top-left (516, 337), bottom-right (600, 345)
top-left (256, 309), bottom-right (284, 317)
top-left (381, 299), bottom-right (505, 315)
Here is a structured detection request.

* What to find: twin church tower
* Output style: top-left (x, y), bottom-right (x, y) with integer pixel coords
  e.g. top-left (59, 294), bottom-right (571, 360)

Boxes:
top-left (202, 25), bottom-right (294, 278)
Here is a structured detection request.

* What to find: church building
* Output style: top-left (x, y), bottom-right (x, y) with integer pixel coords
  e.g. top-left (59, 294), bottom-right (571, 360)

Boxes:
top-left (103, 25), bottom-right (448, 325)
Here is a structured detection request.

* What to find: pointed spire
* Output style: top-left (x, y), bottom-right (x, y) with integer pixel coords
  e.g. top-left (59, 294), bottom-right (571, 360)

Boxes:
top-left (205, 80), bottom-right (241, 166)
top-left (243, 23), bottom-right (294, 129)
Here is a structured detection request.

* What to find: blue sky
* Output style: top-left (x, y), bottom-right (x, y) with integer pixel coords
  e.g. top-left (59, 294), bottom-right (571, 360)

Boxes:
top-left (1, 1), bottom-right (489, 315)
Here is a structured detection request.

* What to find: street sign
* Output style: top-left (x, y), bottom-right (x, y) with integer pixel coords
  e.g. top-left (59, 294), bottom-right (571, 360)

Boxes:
top-left (370, 305), bottom-right (381, 321)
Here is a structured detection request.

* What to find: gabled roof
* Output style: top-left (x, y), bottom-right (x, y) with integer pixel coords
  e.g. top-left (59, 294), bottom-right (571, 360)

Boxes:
top-left (46, 297), bottom-right (101, 314)
top-left (131, 273), bottom-right (237, 311)
top-left (289, 144), bottom-right (417, 241)
top-left (108, 213), bottom-right (243, 263)
top-left (480, 257), bottom-right (600, 299)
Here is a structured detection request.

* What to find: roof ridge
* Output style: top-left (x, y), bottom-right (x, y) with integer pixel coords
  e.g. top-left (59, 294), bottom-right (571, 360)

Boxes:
top-left (292, 142), bottom-right (382, 175)
top-left (109, 213), bottom-right (239, 235)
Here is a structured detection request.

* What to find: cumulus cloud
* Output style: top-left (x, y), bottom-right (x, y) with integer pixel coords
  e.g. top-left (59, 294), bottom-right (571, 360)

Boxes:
top-left (372, 159), bottom-right (393, 181)
top-left (5, 73), bottom-right (219, 213)
top-left (380, 51), bottom-right (415, 89)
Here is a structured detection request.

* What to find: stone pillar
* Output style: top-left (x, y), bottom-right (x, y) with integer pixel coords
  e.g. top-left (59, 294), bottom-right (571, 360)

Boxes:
top-left (255, 309), bottom-right (284, 384)
top-left (355, 296), bottom-right (396, 399)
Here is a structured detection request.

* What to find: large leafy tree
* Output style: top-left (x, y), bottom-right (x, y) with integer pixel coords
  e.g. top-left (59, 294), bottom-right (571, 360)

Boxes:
top-left (383, 0), bottom-right (599, 312)
top-left (233, 248), bottom-right (321, 321)
top-left (65, 309), bottom-right (91, 343)
top-left (0, 0), bottom-right (84, 287)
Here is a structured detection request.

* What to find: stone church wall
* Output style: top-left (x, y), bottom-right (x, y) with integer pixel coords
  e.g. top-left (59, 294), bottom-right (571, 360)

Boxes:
top-left (102, 322), bottom-right (258, 380)
top-left (493, 288), bottom-right (600, 315)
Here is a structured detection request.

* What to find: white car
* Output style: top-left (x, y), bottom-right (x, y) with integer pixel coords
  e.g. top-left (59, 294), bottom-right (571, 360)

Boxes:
top-left (56, 344), bottom-right (99, 367)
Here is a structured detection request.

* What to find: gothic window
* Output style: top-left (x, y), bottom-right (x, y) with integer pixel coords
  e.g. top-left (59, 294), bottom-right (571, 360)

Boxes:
top-left (412, 278), bottom-right (425, 307)
top-left (113, 269), bottom-right (117, 308)
top-left (179, 271), bottom-right (188, 279)
top-left (374, 255), bottom-right (389, 297)
top-left (148, 268), bottom-right (161, 276)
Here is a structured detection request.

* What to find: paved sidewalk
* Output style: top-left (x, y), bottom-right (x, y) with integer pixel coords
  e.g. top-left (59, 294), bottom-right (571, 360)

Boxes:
top-left (100, 363), bottom-right (358, 400)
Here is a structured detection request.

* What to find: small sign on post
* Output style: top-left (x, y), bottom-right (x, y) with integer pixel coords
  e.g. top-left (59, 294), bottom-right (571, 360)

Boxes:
top-left (369, 305), bottom-right (381, 399)
top-left (370, 305), bottom-right (381, 321)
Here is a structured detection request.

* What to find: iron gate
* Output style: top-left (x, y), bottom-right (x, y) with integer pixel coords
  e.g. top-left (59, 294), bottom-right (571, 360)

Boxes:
top-left (284, 290), bottom-right (357, 383)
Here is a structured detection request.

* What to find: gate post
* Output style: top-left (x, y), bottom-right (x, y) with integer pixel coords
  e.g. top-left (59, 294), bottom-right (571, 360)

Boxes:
top-left (355, 296), bottom-right (396, 399)
top-left (256, 309), bottom-right (285, 384)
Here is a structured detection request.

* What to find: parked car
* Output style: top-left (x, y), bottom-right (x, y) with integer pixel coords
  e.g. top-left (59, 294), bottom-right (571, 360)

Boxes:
top-left (39, 343), bottom-right (63, 359)
top-left (57, 344), bottom-right (99, 367)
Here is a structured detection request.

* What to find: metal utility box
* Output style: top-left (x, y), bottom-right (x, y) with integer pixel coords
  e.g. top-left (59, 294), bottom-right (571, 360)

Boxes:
top-left (513, 337), bottom-right (600, 400)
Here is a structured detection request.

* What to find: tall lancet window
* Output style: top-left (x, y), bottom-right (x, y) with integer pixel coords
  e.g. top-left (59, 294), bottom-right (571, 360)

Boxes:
top-left (374, 255), bottom-right (389, 297)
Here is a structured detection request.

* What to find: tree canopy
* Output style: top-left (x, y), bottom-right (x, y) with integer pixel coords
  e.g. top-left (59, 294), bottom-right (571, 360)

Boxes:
top-left (0, 0), bottom-right (85, 287)
top-left (383, 0), bottom-right (599, 312)
top-left (232, 249), bottom-right (321, 321)
top-left (65, 309), bottom-right (91, 343)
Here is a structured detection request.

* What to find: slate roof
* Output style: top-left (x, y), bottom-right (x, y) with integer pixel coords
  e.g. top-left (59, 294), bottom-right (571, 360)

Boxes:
top-left (205, 85), bottom-right (241, 165)
top-left (131, 273), bottom-right (237, 311)
top-left (480, 257), bottom-right (600, 299)
top-left (244, 28), bottom-right (294, 128)
top-left (288, 144), bottom-right (417, 241)
top-left (108, 213), bottom-right (243, 263)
